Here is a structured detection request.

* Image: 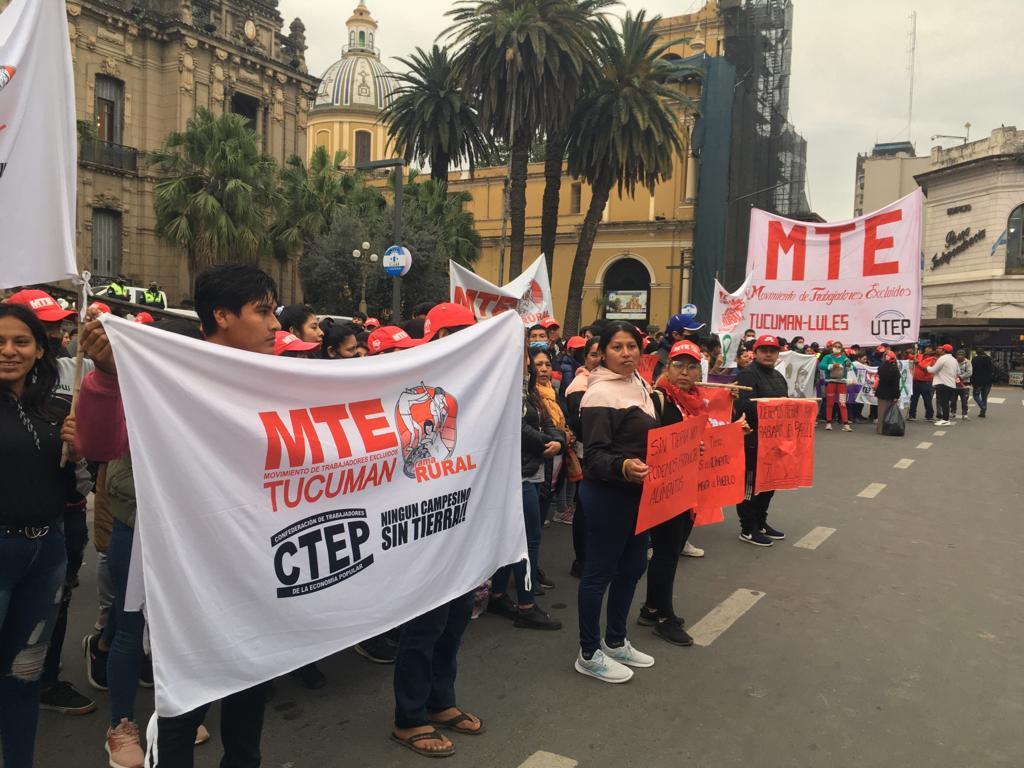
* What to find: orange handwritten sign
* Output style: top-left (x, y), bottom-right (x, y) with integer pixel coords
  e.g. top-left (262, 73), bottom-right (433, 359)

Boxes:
top-left (635, 415), bottom-right (706, 534)
top-left (754, 399), bottom-right (816, 494)
top-left (695, 421), bottom-right (746, 511)
top-left (637, 354), bottom-right (659, 385)
top-left (696, 386), bottom-right (735, 426)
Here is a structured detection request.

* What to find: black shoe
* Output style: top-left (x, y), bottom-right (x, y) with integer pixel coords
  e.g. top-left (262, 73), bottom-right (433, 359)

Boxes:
top-left (739, 531), bottom-right (773, 547)
top-left (654, 616), bottom-right (694, 647)
top-left (569, 561), bottom-right (582, 579)
top-left (761, 524), bottom-right (786, 540)
top-left (979, 410), bottom-right (986, 418)
top-left (487, 593), bottom-right (518, 620)
top-left (537, 569), bottom-right (555, 590)
top-left (290, 662), bottom-right (327, 689)
top-left (355, 635), bottom-right (397, 664)
top-left (82, 634), bottom-right (108, 691)
top-left (139, 652), bottom-right (154, 688)
top-left (637, 605), bottom-right (660, 627)
top-left (38, 681), bottom-right (96, 715)
top-left (513, 604), bottom-right (562, 631)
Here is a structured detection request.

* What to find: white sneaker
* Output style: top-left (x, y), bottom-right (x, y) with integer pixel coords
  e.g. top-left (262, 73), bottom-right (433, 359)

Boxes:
top-left (841, 424), bottom-right (853, 432)
top-left (935, 420), bottom-right (952, 426)
top-left (961, 414), bottom-right (969, 420)
top-left (574, 648), bottom-right (633, 683)
top-left (600, 639), bottom-right (655, 668)
top-left (824, 423), bottom-right (833, 430)
top-left (681, 541), bottom-right (705, 558)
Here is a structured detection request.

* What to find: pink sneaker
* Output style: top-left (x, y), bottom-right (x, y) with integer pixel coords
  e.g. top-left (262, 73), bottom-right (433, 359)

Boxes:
top-left (106, 718), bottom-right (145, 768)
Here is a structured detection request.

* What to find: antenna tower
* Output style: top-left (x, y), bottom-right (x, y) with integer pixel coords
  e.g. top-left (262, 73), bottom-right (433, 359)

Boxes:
top-left (906, 11), bottom-right (917, 141)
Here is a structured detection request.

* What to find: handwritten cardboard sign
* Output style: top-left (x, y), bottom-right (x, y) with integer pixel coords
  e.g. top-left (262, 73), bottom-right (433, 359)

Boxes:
top-left (695, 421), bottom-right (746, 511)
top-left (637, 354), bottom-right (659, 385)
top-left (754, 399), bottom-right (817, 494)
top-left (635, 415), bottom-right (707, 534)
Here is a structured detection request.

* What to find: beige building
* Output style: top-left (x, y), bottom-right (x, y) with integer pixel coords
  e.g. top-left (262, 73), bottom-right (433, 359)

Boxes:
top-left (3, 0), bottom-right (321, 302)
top-left (853, 140), bottom-right (933, 217)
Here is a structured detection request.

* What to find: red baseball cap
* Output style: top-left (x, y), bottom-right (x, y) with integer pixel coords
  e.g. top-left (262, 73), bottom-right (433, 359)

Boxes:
top-left (753, 334), bottom-right (781, 350)
top-left (565, 335), bottom-right (587, 350)
top-left (541, 317), bottom-right (560, 329)
top-left (669, 339), bottom-right (702, 362)
top-left (368, 325), bottom-right (421, 354)
top-left (274, 331), bottom-right (320, 356)
top-left (90, 302), bottom-right (112, 315)
top-left (135, 312), bottom-right (155, 324)
top-left (885, 351), bottom-right (897, 362)
top-left (423, 302), bottom-right (476, 340)
top-left (6, 289), bottom-right (75, 322)
top-left (941, 343), bottom-right (953, 352)
top-left (364, 317), bottom-right (381, 330)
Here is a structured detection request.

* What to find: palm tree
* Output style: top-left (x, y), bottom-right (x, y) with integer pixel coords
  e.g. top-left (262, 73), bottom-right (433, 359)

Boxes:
top-left (445, 0), bottom-right (610, 279)
top-left (407, 177), bottom-right (482, 268)
top-left (562, 11), bottom-right (696, 332)
top-left (379, 45), bottom-right (491, 185)
top-left (151, 109), bottom-right (277, 288)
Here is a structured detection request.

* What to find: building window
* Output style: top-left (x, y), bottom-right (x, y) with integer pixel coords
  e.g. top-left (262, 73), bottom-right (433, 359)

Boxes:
top-left (369, 32), bottom-right (374, 47)
top-left (92, 209), bottom-right (122, 278)
top-left (315, 130), bottom-right (331, 153)
top-left (231, 92), bottom-right (260, 134)
top-left (358, 30), bottom-right (366, 47)
top-left (1007, 204), bottom-right (1024, 274)
top-left (570, 182), bottom-right (582, 214)
top-left (602, 257), bottom-right (651, 324)
top-left (355, 130), bottom-right (372, 166)
top-left (349, 31), bottom-right (355, 47)
top-left (95, 75), bottom-right (124, 144)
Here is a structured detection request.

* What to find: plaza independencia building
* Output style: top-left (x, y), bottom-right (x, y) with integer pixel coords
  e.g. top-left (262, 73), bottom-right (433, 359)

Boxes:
top-left (308, 1), bottom-right (811, 331)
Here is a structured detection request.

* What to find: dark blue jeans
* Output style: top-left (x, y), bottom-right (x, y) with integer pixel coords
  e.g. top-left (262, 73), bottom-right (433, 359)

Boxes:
top-left (40, 506), bottom-right (87, 689)
top-left (393, 592), bottom-right (474, 729)
top-left (909, 380), bottom-right (934, 420)
top-left (103, 519), bottom-right (145, 726)
top-left (577, 481), bottom-right (649, 656)
top-left (973, 384), bottom-right (991, 412)
top-left (492, 482), bottom-right (543, 605)
top-left (0, 527), bottom-right (67, 768)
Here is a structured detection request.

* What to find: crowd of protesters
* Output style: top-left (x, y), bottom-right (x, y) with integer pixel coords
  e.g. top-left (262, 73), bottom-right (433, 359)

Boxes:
top-left (0, 265), bottom-right (1003, 766)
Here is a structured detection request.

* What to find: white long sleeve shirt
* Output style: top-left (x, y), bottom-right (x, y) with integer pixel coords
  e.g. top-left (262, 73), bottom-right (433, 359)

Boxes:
top-left (927, 353), bottom-right (960, 388)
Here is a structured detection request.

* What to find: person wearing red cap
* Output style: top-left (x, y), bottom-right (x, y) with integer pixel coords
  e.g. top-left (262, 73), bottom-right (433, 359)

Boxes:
top-left (134, 312), bottom-right (155, 325)
top-left (273, 331), bottom-right (320, 358)
top-left (368, 325), bottom-right (421, 355)
top-left (422, 302), bottom-right (476, 341)
top-left (927, 344), bottom-right (959, 426)
top-left (6, 289), bottom-right (76, 359)
top-left (541, 317), bottom-right (562, 351)
top-left (874, 350), bottom-right (902, 434)
top-left (734, 335), bottom-right (789, 546)
top-left (364, 317), bottom-right (381, 330)
top-left (817, 341), bottom-right (853, 432)
top-left (908, 344), bottom-right (936, 421)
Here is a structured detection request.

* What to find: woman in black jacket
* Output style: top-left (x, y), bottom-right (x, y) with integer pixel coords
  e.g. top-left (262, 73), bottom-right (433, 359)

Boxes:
top-left (874, 351), bottom-right (902, 434)
top-left (488, 349), bottom-right (564, 631)
top-left (575, 323), bottom-right (660, 684)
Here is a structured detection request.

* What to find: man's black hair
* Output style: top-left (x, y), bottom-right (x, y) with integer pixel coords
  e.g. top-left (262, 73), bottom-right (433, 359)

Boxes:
top-left (589, 319), bottom-right (611, 336)
top-left (402, 318), bottom-right (426, 339)
top-left (194, 264), bottom-right (278, 338)
top-left (152, 317), bottom-right (204, 341)
top-left (324, 323), bottom-right (358, 350)
top-left (527, 323), bottom-right (547, 336)
top-left (411, 302), bottom-right (436, 319)
top-left (277, 304), bottom-right (316, 337)
top-left (352, 310), bottom-right (367, 322)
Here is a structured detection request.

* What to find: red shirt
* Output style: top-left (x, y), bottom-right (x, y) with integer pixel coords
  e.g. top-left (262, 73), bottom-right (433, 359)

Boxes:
top-left (911, 355), bottom-right (936, 383)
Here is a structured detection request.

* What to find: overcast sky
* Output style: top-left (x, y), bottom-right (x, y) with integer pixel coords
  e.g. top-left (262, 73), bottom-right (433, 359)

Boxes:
top-left (278, 0), bottom-right (1023, 221)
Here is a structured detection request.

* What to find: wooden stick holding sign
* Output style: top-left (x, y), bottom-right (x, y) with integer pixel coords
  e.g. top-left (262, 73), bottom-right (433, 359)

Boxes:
top-left (698, 381), bottom-right (753, 391)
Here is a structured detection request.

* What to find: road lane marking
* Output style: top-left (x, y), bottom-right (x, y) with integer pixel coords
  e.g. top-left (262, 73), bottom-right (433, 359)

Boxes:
top-left (933, 430), bottom-right (946, 436)
top-left (518, 752), bottom-right (578, 768)
top-left (857, 483), bottom-right (886, 498)
top-left (917, 441), bottom-right (932, 449)
top-left (988, 397), bottom-right (1006, 404)
top-left (894, 458), bottom-right (914, 469)
top-left (794, 526), bottom-right (836, 550)
top-left (689, 589), bottom-right (764, 647)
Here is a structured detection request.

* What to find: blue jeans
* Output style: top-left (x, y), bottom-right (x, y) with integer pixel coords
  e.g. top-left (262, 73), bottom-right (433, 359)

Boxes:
top-left (0, 528), bottom-right (68, 768)
top-left (577, 481), bottom-right (649, 656)
top-left (393, 592), bottom-right (474, 728)
top-left (909, 380), bottom-right (934, 420)
top-left (40, 506), bottom-right (87, 689)
top-left (102, 520), bottom-right (145, 726)
top-left (492, 482), bottom-right (543, 605)
top-left (973, 384), bottom-right (991, 412)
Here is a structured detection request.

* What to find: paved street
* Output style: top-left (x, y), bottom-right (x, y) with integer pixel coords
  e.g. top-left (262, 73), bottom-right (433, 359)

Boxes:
top-left (38, 389), bottom-right (1024, 768)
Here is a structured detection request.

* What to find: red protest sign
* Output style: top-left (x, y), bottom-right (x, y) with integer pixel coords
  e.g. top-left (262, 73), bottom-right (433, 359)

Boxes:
top-left (693, 506), bottom-right (724, 527)
top-left (637, 354), bottom-right (659, 385)
top-left (696, 386), bottom-right (735, 426)
top-left (754, 399), bottom-right (817, 494)
top-left (695, 421), bottom-right (746, 510)
top-left (635, 415), bottom-right (706, 534)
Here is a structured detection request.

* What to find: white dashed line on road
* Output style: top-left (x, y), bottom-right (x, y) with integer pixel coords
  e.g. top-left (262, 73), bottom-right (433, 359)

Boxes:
top-left (988, 397), bottom-right (1006, 404)
top-left (917, 442), bottom-right (933, 449)
top-left (793, 526), bottom-right (836, 550)
top-left (858, 483), bottom-right (887, 498)
top-left (894, 458), bottom-right (915, 469)
top-left (689, 589), bottom-right (765, 647)
top-left (934, 430), bottom-right (946, 436)
top-left (518, 752), bottom-right (579, 768)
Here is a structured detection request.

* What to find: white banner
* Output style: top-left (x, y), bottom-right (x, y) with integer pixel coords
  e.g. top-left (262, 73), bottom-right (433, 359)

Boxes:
top-left (711, 273), bottom-right (754, 368)
top-left (854, 360), bottom-right (913, 409)
top-left (101, 312), bottom-right (527, 716)
top-left (775, 350), bottom-right (818, 398)
top-left (450, 255), bottom-right (553, 325)
top-left (0, 0), bottom-right (78, 289)
top-left (744, 190), bottom-right (923, 346)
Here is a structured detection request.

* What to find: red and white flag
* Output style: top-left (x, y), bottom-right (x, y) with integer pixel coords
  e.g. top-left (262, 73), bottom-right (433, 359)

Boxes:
top-left (450, 255), bottom-right (554, 326)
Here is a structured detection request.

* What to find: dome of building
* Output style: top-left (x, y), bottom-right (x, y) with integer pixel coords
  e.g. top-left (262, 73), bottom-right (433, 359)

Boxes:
top-left (313, 2), bottom-right (397, 112)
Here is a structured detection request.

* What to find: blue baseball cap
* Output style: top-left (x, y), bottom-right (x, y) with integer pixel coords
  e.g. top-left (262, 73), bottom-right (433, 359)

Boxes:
top-left (666, 314), bottom-right (705, 334)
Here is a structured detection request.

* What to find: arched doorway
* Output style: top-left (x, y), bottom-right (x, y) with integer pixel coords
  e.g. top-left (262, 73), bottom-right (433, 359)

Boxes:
top-left (603, 257), bottom-right (651, 326)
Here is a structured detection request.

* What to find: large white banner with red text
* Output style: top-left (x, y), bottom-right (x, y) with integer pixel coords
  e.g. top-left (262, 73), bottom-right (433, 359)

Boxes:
top-left (0, 0), bottom-right (78, 288)
top-left (450, 255), bottom-right (554, 325)
top-left (744, 190), bottom-right (923, 345)
top-left (101, 313), bottom-right (526, 716)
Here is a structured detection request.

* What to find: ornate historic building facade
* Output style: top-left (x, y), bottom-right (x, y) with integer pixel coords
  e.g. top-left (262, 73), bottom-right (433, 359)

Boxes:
top-left (0, 0), bottom-right (321, 301)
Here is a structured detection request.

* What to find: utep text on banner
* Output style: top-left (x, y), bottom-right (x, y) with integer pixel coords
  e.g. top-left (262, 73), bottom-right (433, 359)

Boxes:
top-left (636, 415), bottom-right (707, 534)
top-left (102, 312), bottom-right (527, 717)
top-left (744, 190), bottom-right (923, 346)
top-left (0, 0), bottom-right (78, 289)
top-left (450, 256), bottom-right (553, 325)
top-left (754, 399), bottom-right (817, 494)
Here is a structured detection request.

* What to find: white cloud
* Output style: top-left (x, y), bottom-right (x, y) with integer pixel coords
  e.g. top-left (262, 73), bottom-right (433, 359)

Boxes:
top-left (279, 0), bottom-right (1024, 220)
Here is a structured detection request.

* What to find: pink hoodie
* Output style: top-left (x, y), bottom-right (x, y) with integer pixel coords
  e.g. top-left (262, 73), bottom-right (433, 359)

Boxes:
top-left (74, 369), bottom-right (129, 461)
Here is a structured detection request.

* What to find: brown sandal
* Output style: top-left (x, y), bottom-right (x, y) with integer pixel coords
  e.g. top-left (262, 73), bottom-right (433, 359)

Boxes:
top-left (390, 729), bottom-right (455, 758)
top-left (430, 711), bottom-right (486, 736)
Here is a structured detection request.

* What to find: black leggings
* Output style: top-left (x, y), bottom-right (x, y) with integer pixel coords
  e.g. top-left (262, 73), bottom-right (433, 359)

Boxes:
top-left (645, 512), bottom-right (695, 618)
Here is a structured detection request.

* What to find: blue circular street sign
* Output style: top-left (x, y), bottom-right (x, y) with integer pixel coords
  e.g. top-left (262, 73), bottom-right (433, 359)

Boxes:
top-left (680, 303), bottom-right (698, 318)
top-left (382, 245), bottom-right (412, 277)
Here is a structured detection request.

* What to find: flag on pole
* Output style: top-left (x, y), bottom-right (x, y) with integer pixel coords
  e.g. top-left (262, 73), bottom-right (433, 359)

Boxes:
top-left (710, 273), bottom-right (754, 368)
top-left (0, 0), bottom-right (78, 289)
top-left (450, 256), bottom-right (554, 326)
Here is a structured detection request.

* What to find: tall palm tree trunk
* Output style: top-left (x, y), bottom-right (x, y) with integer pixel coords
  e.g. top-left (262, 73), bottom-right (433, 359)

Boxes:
top-left (508, 129), bottom-right (531, 277)
top-left (540, 130), bottom-right (565, 281)
top-left (430, 151), bottom-right (450, 185)
top-left (564, 176), bottom-right (612, 333)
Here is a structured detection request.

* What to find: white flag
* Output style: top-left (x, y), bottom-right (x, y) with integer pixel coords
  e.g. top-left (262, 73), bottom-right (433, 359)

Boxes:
top-left (0, 0), bottom-right (78, 289)
top-left (102, 312), bottom-right (527, 716)
top-left (710, 273), bottom-right (754, 368)
top-left (450, 255), bottom-right (553, 325)
top-left (775, 350), bottom-right (818, 398)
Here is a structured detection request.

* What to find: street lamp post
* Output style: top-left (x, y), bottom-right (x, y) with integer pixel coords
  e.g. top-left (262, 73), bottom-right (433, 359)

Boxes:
top-left (352, 240), bottom-right (378, 315)
top-left (356, 158), bottom-right (405, 323)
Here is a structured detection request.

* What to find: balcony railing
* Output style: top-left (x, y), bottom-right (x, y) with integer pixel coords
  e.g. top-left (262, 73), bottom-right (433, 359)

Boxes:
top-left (80, 140), bottom-right (139, 173)
top-left (341, 43), bottom-right (381, 57)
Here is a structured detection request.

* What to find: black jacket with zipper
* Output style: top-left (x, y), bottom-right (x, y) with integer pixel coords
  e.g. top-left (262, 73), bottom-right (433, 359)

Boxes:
top-left (522, 394), bottom-right (564, 480)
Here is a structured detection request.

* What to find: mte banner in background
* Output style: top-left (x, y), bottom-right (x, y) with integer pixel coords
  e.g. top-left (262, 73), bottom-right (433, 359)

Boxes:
top-left (102, 313), bottom-right (527, 717)
top-left (450, 256), bottom-right (553, 325)
top-left (745, 190), bottom-right (923, 346)
top-left (0, 0), bottom-right (78, 289)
